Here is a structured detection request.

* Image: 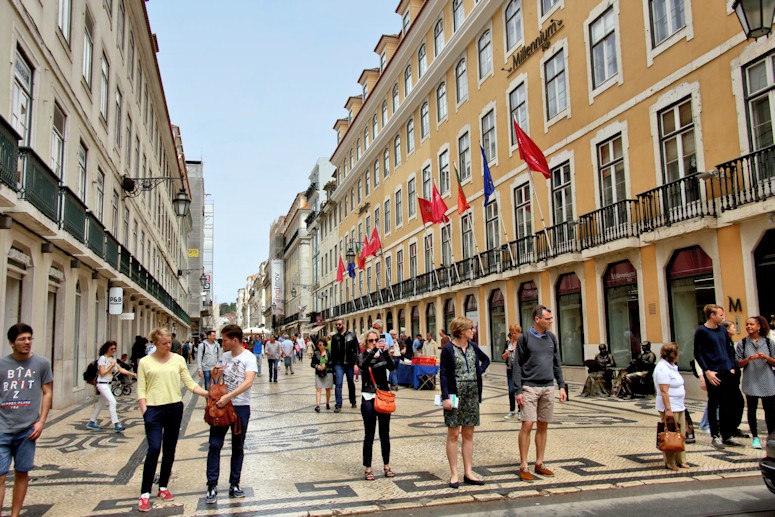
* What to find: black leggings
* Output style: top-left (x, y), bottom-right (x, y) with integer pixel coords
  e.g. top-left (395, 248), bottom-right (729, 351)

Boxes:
top-left (361, 397), bottom-right (390, 468)
top-left (746, 394), bottom-right (775, 438)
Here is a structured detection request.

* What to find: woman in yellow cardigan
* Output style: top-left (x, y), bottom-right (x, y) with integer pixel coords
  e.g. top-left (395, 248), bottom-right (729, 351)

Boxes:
top-left (137, 328), bottom-right (208, 512)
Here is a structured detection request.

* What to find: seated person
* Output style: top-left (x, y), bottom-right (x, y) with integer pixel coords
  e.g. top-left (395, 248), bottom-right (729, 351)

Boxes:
top-left (615, 341), bottom-right (656, 398)
top-left (581, 344), bottom-right (616, 397)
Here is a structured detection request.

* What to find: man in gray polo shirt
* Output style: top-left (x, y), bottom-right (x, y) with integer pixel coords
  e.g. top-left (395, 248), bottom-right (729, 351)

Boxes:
top-left (513, 305), bottom-right (566, 482)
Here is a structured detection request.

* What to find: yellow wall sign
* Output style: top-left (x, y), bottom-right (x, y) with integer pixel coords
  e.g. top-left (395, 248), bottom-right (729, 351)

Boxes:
top-left (188, 249), bottom-right (199, 257)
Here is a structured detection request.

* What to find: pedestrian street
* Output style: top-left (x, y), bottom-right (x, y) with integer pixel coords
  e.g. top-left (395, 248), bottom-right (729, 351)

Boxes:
top-left (20, 363), bottom-right (764, 516)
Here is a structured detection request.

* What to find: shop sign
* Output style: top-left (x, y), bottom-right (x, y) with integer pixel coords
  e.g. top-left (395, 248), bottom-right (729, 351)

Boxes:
top-left (605, 261), bottom-right (637, 287)
top-left (271, 259), bottom-right (284, 316)
top-left (505, 18), bottom-right (564, 76)
top-left (108, 287), bottom-right (123, 315)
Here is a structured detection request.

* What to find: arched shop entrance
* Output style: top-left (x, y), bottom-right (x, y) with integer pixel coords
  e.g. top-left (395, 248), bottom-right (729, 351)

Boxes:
top-left (464, 294), bottom-right (479, 343)
top-left (489, 289), bottom-right (506, 361)
top-left (518, 280), bottom-right (538, 328)
top-left (603, 261), bottom-right (641, 367)
top-left (755, 229), bottom-right (775, 319)
top-left (556, 273), bottom-right (584, 366)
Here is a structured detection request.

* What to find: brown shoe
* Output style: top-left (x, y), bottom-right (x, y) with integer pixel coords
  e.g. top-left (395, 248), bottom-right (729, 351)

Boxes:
top-left (534, 464), bottom-right (554, 476)
top-left (519, 467), bottom-right (534, 482)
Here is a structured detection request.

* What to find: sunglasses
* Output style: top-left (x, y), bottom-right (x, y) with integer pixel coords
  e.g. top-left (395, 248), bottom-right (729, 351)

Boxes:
top-left (366, 338), bottom-right (379, 343)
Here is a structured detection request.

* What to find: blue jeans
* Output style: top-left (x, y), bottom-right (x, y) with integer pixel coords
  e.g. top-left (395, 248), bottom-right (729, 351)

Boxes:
top-left (389, 357), bottom-right (400, 387)
top-left (203, 370), bottom-right (213, 390)
top-left (0, 426), bottom-right (35, 475)
top-left (206, 405), bottom-right (250, 486)
top-left (267, 359), bottom-right (279, 381)
top-left (141, 402), bottom-right (183, 494)
top-left (334, 364), bottom-right (356, 408)
top-left (254, 353), bottom-right (262, 375)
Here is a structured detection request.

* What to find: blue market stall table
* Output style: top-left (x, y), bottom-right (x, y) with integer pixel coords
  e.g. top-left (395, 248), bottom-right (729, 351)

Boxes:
top-left (396, 362), bottom-right (439, 389)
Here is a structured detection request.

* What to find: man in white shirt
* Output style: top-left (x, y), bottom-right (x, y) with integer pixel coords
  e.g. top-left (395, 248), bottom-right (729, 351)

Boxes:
top-left (197, 330), bottom-right (222, 390)
top-left (205, 324), bottom-right (257, 505)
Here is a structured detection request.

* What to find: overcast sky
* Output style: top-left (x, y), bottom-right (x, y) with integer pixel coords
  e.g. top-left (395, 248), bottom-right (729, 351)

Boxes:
top-left (146, 1), bottom-right (397, 304)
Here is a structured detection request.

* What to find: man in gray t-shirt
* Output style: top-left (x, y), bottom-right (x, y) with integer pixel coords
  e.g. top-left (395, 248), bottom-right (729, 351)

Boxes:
top-left (1, 323), bottom-right (53, 516)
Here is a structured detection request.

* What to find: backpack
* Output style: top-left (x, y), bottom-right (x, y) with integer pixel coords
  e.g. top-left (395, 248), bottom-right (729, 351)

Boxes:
top-left (83, 360), bottom-right (99, 385)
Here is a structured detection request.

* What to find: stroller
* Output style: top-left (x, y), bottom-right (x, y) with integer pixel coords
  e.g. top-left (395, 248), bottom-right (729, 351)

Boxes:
top-left (110, 371), bottom-right (132, 397)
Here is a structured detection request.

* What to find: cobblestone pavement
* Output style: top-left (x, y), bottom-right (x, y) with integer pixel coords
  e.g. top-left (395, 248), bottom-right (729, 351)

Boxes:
top-left (13, 361), bottom-right (765, 516)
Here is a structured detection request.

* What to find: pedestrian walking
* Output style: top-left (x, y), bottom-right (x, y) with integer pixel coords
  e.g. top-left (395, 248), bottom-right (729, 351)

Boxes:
top-left (181, 341), bottom-right (191, 364)
top-left (87, 340), bottom-right (136, 432)
top-left (170, 333), bottom-right (182, 355)
top-left (514, 305), bottom-right (567, 482)
top-left (502, 324), bottom-right (521, 419)
top-left (358, 330), bottom-right (396, 480)
top-left (264, 335), bottom-right (281, 383)
top-left (331, 320), bottom-right (359, 412)
top-left (694, 304), bottom-right (744, 449)
top-left (439, 317), bottom-right (490, 488)
top-left (654, 342), bottom-right (689, 470)
top-left (197, 330), bottom-right (222, 390)
top-left (311, 338), bottom-right (334, 412)
top-left (205, 324), bottom-right (257, 504)
top-left (137, 328), bottom-right (208, 512)
top-left (281, 336), bottom-right (295, 375)
top-left (736, 316), bottom-right (775, 449)
top-left (252, 335), bottom-right (264, 377)
top-left (0, 323), bottom-right (53, 517)
top-left (295, 333), bottom-right (305, 361)
top-left (131, 335), bottom-right (148, 374)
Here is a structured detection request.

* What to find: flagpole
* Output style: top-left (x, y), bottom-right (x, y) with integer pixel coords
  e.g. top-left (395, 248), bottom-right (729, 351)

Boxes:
top-left (469, 206), bottom-right (485, 276)
top-left (448, 244), bottom-right (461, 284)
top-left (497, 207), bottom-right (516, 269)
top-left (374, 257), bottom-right (384, 305)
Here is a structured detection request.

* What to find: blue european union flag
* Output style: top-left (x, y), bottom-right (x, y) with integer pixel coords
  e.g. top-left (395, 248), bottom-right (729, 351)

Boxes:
top-left (481, 145), bottom-right (495, 206)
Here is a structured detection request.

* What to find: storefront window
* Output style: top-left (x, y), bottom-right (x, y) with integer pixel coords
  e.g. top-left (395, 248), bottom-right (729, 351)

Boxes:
top-left (411, 305), bottom-right (420, 339)
top-left (426, 303), bottom-right (437, 337)
top-left (444, 299), bottom-right (455, 334)
top-left (519, 280), bottom-right (538, 329)
top-left (489, 289), bottom-right (506, 361)
top-left (386, 311), bottom-right (394, 333)
top-left (668, 246), bottom-right (715, 370)
top-left (604, 261), bottom-right (641, 367)
top-left (464, 294), bottom-right (479, 343)
top-left (755, 229), bottom-right (775, 319)
top-left (556, 273), bottom-right (584, 366)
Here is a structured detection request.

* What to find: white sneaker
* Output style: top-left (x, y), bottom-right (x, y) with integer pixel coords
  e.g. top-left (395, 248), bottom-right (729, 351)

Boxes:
top-left (504, 411), bottom-right (516, 419)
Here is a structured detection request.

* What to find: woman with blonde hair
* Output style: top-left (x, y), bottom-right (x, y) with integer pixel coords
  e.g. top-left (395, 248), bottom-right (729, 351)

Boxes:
top-left (502, 323), bottom-right (522, 419)
top-left (654, 342), bottom-right (688, 471)
top-left (439, 317), bottom-right (490, 487)
top-left (137, 328), bottom-right (208, 512)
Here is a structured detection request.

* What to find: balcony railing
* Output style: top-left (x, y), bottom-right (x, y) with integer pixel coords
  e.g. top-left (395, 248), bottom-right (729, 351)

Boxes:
top-left (19, 147), bottom-right (60, 222)
top-left (716, 144), bottom-right (775, 211)
top-left (638, 173), bottom-right (715, 232)
top-left (59, 186), bottom-right (87, 242)
top-left (578, 199), bottom-right (639, 249)
top-left (0, 115), bottom-right (21, 190)
top-left (86, 213), bottom-right (106, 257)
top-left (119, 247), bottom-right (131, 276)
top-left (105, 232), bottom-right (119, 269)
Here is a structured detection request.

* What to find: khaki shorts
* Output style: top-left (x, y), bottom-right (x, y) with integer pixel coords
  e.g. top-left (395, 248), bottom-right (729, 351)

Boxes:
top-left (519, 386), bottom-right (555, 422)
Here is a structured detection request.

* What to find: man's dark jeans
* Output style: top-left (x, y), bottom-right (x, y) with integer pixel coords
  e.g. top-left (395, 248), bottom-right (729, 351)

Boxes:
top-left (705, 370), bottom-right (743, 440)
top-left (206, 406), bottom-right (250, 486)
top-left (334, 364), bottom-right (356, 408)
top-left (267, 359), bottom-right (279, 382)
top-left (141, 402), bottom-right (183, 494)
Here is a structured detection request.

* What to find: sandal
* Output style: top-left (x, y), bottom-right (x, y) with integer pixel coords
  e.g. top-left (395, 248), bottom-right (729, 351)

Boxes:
top-left (384, 466), bottom-right (395, 478)
top-left (314, 406), bottom-right (320, 413)
top-left (364, 470), bottom-right (375, 481)
top-left (665, 464), bottom-right (679, 471)
top-left (678, 463), bottom-right (690, 469)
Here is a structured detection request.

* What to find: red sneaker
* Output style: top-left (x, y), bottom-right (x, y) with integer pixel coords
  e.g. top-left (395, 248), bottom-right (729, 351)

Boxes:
top-left (138, 496), bottom-right (151, 512)
top-left (157, 489), bottom-right (174, 501)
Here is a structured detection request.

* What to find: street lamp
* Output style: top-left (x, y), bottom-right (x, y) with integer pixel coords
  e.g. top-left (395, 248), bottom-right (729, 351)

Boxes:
top-left (200, 273), bottom-right (208, 288)
top-left (346, 246), bottom-right (355, 266)
top-left (291, 287), bottom-right (297, 298)
top-left (120, 175), bottom-right (191, 217)
top-left (733, 0), bottom-right (775, 39)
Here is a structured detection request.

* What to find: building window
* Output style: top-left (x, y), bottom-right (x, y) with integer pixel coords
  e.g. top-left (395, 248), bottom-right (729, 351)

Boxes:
top-left (406, 119), bottom-right (415, 154)
top-left (375, 206), bottom-right (380, 233)
top-left (650, 0), bottom-right (686, 47)
top-left (357, 178), bottom-right (362, 204)
top-left (12, 51), bottom-right (33, 144)
top-left (453, 0), bottom-right (465, 31)
top-left (509, 83), bottom-right (527, 145)
top-left (372, 113), bottom-right (379, 138)
top-left (365, 169), bottom-right (371, 196)
top-left (439, 150), bottom-right (450, 195)
top-left (514, 183), bottom-right (533, 256)
top-left (58, 0), bottom-right (72, 43)
top-left (123, 207), bottom-right (129, 244)
top-left (128, 32), bottom-right (135, 80)
top-left (434, 19), bottom-right (445, 56)
top-left (478, 30), bottom-right (492, 79)
top-left (395, 189), bottom-right (403, 226)
top-left (96, 169), bottom-right (105, 221)
top-left (604, 261), bottom-right (642, 366)
top-left (392, 84), bottom-right (399, 113)
top-left (51, 103), bottom-right (66, 179)
top-left (394, 135), bottom-right (402, 167)
top-left (542, 0), bottom-right (560, 16)
top-left (117, 0), bottom-right (126, 51)
top-left (441, 224), bottom-right (452, 265)
top-left (114, 89), bottom-right (123, 148)
top-left (552, 162), bottom-right (573, 226)
top-left (77, 142), bottom-right (88, 201)
top-left (374, 159), bottom-right (380, 186)
top-left (420, 102), bottom-right (430, 138)
top-left (458, 131), bottom-right (471, 180)
top-left (349, 149), bottom-right (354, 169)
top-left (409, 243), bottom-right (418, 278)
top-left (385, 256), bottom-right (392, 285)
top-left (461, 213), bottom-right (473, 258)
top-left (382, 99), bottom-right (388, 126)
top-left (111, 191), bottom-right (119, 234)
top-left (659, 97), bottom-right (699, 208)
top-left (82, 10), bottom-right (94, 87)
top-left (125, 115), bottom-right (132, 167)
top-left (384, 199), bottom-right (391, 233)
top-left (597, 134), bottom-right (628, 227)
top-left (364, 126), bottom-right (370, 149)
top-left (425, 234), bottom-right (434, 271)
top-left (383, 148), bottom-right (390, 178)
top-left (481, 109), bottom-right (496, 163)
top-left (422, 165), bottom-right (432, 199)
top-left (455, 58), bottom-right (468, 103)
top-left (745, 56), bottom-right (775, 152)
top-left (519, 281), bottom-right (538, 329)
top-left (404, 64), bottom-right (413, 96)
top-left (397, 250), bottom-right (404, 281)
top-left (545, 49), bottom-right (567, 119)
top-left (380, 50), bottom-right (387, 72)
top-left (503, 4), bottom-right (523, 53)
top-left (356, 138), bottom-right (361, 160)
top-left (403, 9), bottom-right (411, 34)
top-left (556, 273), bottom-right (584, 366)
top-left (590, 7), bottom-right (617, 88)
top-left (437, 82), bottom-right (448, 121)
top-left (100, 55), bottom-right (110, 122)
top-left (485, 200), bottom-right (499, 250)
top-left (489, 290), bottom-right (507, 361)
top-left (408, 178), bottom-right (417, 218)
top-left (418, 44), bottom-right (427, 79)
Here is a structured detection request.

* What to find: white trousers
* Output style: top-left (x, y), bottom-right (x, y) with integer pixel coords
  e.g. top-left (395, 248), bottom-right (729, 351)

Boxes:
top-left (91, 383), bottom-right (118, 424)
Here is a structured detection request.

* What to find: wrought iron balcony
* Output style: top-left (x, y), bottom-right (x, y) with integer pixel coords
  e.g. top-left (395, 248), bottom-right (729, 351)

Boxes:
top-left (19, 147), bottom-right (60, 222)
top-left (119, 247), bottom-right (131, 276)
top-left (578, 199), bottom-right (639, 249)
top-left (0, 116), bottom-right (21, 190)
top-left (715, 143), bottom-right (775, 211)
top-left (637, 173), bottom-right (716, 232)
top-left (105, 232), bottom-right (119, 269)
top-left (59, 186), bottom-right (87, 242)
top-left (86, 212), bottom-right (106, 257)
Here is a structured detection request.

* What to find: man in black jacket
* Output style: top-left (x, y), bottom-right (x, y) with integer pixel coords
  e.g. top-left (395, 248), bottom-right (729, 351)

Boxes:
top-left (330, 320), bottom-right (359, 412)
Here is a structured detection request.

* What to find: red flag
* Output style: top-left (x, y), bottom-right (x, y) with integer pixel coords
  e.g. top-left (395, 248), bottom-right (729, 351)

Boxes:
top-left (513, 118), bottom-right (550, 179)
top-left (336, 256), bottom-right (345, 283)
top-left (363, 235), bottom-right (371, 258)
top-left (455, 164), bottom-right (470, 215)
top-left (357, 247), bottom-right (366, 270)
top-left (432, 183), bottom-right (450, 223)
top-left (369, 227), bottom-right (382, 254)
top-left (418, 197), bottom-right (434, 224)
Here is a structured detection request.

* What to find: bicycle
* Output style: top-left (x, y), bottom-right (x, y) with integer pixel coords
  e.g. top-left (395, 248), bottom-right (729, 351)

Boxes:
top-left (111, 372), bottom-right (132, 397)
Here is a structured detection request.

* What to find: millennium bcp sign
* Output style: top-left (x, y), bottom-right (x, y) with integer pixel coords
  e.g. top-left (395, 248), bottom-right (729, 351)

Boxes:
top-left (504, 18), bottom-right (564, 76)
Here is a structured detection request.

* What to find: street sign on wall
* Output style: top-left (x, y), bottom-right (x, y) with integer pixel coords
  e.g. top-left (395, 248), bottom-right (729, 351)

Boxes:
top-left (271, 259), bottom-right (284, 316)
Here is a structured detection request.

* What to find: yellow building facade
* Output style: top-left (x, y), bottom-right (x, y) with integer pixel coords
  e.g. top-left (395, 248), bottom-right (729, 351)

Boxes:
top-left (315, 0), bottom-right (775, 383)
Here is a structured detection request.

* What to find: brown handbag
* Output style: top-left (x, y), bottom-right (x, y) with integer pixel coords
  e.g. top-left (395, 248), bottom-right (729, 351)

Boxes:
top-left (657, 414), bottom-right (684, 453)
top-left (204, 375), bottom-right (241, 433)
top-left (369, 367), bottom-right (396, 414)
